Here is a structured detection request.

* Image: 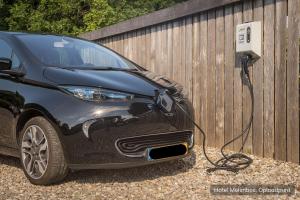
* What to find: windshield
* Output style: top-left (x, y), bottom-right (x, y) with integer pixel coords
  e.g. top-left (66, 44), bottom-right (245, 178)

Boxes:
top-left (16, 35), bottom-right (137, 70)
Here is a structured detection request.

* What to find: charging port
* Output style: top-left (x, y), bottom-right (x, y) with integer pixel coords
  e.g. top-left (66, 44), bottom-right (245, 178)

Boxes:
top-left (148, 144), bottom-right (188, 160)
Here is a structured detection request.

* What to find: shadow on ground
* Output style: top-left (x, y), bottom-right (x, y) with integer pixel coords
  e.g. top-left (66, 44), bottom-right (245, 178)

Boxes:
top-left (66, 151), bottom-right (196, 184)
top-left (0, 155), bottom-right (20, 169)
top-left (0, 151), bottom-right (196, 185)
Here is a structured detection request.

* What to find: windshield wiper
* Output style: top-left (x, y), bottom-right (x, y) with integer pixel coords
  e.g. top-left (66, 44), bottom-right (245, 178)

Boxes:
top-left (91, 67), bottom-right (139, 71)
top-left (62, 66), bottom-right (139, 71)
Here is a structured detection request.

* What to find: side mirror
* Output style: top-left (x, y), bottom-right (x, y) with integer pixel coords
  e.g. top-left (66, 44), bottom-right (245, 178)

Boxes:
top-left (0, 58), bottom-right (12, 71)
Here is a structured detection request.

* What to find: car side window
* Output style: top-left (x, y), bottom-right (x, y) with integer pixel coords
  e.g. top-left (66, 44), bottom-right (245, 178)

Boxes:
top-left (0, 39), bottom-right (21, 70)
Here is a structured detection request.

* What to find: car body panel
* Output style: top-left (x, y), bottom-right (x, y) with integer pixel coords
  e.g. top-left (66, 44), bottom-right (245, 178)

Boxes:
top-left (0, 75), bottom-right (18, 147)
top-left (0, 31), bottom-right (194, 169)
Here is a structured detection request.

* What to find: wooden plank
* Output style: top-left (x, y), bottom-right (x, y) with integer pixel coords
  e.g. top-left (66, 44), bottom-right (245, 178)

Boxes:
top-left (101, 38), bottom-right (106, 47)
top-left (136, 30), bottom-right (142, 66)
top-left (141, 29), bottom-right (147, 66)
top-left (274, 0), bottom-right (287, 161)
top-left (192, 15), bottom-right (201, 144)
top-left (150, 26), bottom-right (157, 72)
top-left (161, 24), bottom-right (168, 76)
top-left (131, 31), bottom-right (137, 63)
top-left (180, 19), bottom-right (186, 87)
top-left (287, 0), bottom-right (300, 163)
top-left (224, 5), bottom-right (234, 150)
top-left (233, 3), bottom-right (243, 152)
top-left (113, 35), bottom-right (120, 54)
top-left (110, 36), bottom-right (115, 51)
top-left (107, 37), bottom-right (113, 49)
top-left (199, 12), bottom-right (208, 143)
top-left (185, 17), bottom-right (193, 101)
top-left (145, 28), bottom-right (151, 70)
top-left (123, 33), bottom-right (129, 60)
top-left (166, 22), bottom-right (173, 78)
top-left (172, 21), bottom-right (181, 81)
top-left (102, 38), bottom-right (108, 47)
top-left (263, 0), bottom-right (275, 159)
top-left (127, 32), bottom-right (133, 60)
top-left (80, 0), bottom-right (242, 40)
top-left (215, 8), bottom-right (225, 148)
top-left (155, 25), bottom-right (162, 74)
top-left (113, 36), bottom-right (117, 51)
top-left (207, 11), bottom-right (216, 147)
top-left (118, 35), bottom-right (124, 55)
top-left (252, 0), bottom-right (264, 157)
top-left (117, 36), bottom-right (122, 53)
top-left (242, 0), bottom-right (253, 154)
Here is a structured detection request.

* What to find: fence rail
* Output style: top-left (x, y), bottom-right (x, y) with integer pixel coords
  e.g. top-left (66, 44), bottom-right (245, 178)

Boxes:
top-left (81, 0), bottom-right (300, 164)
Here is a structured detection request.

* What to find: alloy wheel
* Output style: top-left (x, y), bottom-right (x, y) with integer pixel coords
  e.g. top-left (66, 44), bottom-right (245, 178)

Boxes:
top-left (21, 125), bottom-right (49, 179)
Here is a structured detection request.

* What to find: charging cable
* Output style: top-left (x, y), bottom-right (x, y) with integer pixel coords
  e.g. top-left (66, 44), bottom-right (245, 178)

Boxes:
top-left (175, 55), bottom-right (254, 173)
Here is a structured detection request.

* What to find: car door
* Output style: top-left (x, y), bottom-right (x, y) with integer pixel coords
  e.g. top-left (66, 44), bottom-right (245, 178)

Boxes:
top-left (0, 38), bottom-right (22, 148)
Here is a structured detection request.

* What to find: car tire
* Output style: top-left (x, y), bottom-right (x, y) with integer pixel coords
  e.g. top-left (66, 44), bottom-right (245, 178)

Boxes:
top-left (19, 116), bottom-right (68, 185)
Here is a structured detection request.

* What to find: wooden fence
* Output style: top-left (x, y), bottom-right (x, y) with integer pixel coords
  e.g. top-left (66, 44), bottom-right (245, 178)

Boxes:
top-left (81, 0), bottom-right (300, 163)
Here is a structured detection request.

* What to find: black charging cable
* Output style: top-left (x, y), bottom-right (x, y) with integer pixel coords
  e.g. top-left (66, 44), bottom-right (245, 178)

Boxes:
top-left (175, 55), bottom-right (254, 173)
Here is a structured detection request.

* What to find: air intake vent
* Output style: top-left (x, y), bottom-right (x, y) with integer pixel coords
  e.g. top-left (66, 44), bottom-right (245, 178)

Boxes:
top-left (116, 131), bottom-right (193, 157)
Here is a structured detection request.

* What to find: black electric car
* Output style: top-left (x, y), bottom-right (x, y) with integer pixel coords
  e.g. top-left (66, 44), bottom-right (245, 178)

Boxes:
top-left (0, 31), bottom-right (194, 185)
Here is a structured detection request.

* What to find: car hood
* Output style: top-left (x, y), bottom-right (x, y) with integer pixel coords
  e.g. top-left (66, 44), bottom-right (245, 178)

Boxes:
top-left (43, 67), bottom-right (182, 97)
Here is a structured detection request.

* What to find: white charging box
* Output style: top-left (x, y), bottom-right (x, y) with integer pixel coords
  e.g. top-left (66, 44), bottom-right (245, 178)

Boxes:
top-left (236, 21), bottom-right (261, 58)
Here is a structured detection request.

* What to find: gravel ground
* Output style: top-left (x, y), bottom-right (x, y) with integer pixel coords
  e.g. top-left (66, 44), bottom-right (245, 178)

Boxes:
top-left (0, 146), bottom-right (299, 200)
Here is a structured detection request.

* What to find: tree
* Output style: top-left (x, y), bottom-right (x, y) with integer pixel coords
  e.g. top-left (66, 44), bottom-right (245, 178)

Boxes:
top-left (2, 0), bottom-right (188, 35)
top-left (6, 0), bottom-right (89, 35)
top-left (85, 0), bottom-right (187, 32)
top-left (83, 0), bottom-right (117, 32)
top-left (0, 0), bottom-right (17, 30)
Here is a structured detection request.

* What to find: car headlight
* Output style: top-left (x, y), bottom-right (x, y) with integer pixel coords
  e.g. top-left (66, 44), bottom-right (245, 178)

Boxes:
top-left (60, 86), bottom-right (134, 102)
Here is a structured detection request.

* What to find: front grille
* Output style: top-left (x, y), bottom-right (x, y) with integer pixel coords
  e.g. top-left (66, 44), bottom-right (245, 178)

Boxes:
top-left (116, 131), bottom-right (193, 157)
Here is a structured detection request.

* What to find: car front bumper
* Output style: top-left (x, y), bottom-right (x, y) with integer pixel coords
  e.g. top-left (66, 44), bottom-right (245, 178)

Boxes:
top-left (51, 93), bottom-right (194, 169)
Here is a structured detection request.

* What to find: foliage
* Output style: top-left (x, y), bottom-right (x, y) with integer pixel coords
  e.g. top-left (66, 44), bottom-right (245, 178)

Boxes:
top-left (1, 0), bottom-right (187, 35)
top-left (6, 0), bottom-right (88, 35)
top-left (0, 0), bottom-right (17, 30)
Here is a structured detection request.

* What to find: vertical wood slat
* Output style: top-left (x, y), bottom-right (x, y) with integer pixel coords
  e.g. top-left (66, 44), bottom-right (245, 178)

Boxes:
top-left (215, 8), bottom-right (225, 148)
top-left (185, 17), bottom-right (193, 101)
top-left (119, 35), bottom-right (124, 55)
top-left (199, 13), bottom-right (208, 140)
top-left (150, 27), bottom-right (157, 72)
top-left (252, 0), bottom-right (264, 157)
top-left (192, 15), bottom-right (201, 144)
top-left (141, 29), bottom-right (146, 67)
top-left (123, 33), bottom-right (129, 60)
top-left (145, 28), bottom-right (151, 70)
top-left (114, 35), bottom-right (120, 54)
top-left (173, 21), bottom-right (181, 82)
top-left (156, 25), bottom-right (162, 74)
top-left (263, 0), bottom-right (275, 159)
top-left (274, 0), bottom-right (287, 161)
top-left (136, 30), bottom-right (142, 66)
top-left (207, 11), bottom-right (216, 147)
top-left (180, 19), bottom-right (186, 87)
top-left (167, 23), bottom-right (173, 78)
top-left (242, 0), bottom-right (253, 154)
top-left (161, 24), bottom-right (168, 76)
top-left (93, 0), bottom-right (299, 164)
top-left (233, 3), bottom-right (243, 152)
top-left (132, 32), bottom-right (137, 64)
top-left (287, 0), bottom-right (300, 163)
top-left (127, 32), bottom-right (133, 61)
top-left (224, 5), bottom-right (234, 150)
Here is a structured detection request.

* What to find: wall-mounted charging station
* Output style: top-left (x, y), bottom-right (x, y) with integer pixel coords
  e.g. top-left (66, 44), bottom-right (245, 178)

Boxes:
top-left (174, 21), bottom-right (262, 173)
top-left (236, 21), bottom-right (262, 59)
